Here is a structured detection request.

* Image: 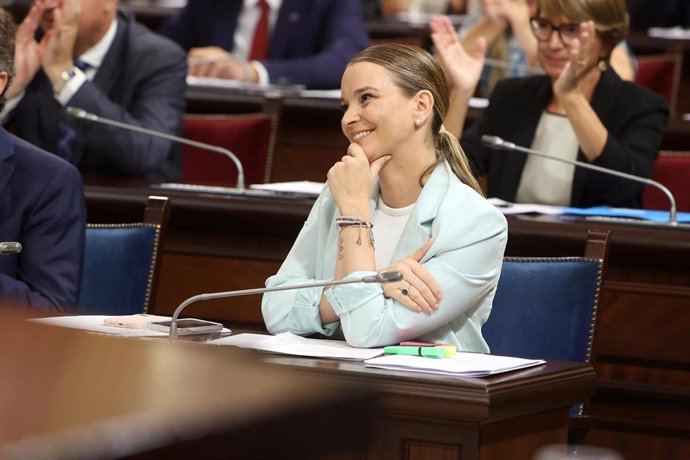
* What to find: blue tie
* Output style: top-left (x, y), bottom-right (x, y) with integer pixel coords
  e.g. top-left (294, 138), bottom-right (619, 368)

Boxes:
top-left (56, 60), bottom-right (90, 163)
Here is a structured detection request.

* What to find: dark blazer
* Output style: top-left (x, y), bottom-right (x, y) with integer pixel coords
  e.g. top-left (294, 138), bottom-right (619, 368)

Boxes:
top-left (158, 0), bottom-right (369, 89)
top-left (8, 11), bottom-right (187, 180)
top-left (462, 69), bottom-right (669, 208)
top-left (0, 128), bottom-right (85, 312)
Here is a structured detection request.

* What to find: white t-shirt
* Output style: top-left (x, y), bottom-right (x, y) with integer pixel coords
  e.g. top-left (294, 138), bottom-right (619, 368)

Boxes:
top-left (372, 196), bottom-right (414, 269)
top-left (516, 111), bottom-right (579, 206)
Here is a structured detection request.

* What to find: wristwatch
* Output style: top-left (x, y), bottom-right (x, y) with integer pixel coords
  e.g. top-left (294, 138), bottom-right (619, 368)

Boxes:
top-left (53, 65), bottom-right (79, 95)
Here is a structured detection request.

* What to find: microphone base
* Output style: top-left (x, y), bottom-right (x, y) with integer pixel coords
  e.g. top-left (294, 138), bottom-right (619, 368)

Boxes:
top-left (153, 182), bottom-right (316, 199)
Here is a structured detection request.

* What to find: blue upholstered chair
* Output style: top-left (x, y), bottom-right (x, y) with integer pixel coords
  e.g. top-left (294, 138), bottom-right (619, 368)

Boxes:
top-left (483, 231), bottom-right (609, 416)
top-left (77, 196), bottom-right (170, 315)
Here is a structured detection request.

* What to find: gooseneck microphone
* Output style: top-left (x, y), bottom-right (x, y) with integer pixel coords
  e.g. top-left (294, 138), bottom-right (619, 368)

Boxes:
top-left (65, 107), bottom-right (246, 191)
top-left (0, 242), bottom-right (22, 255)
top-left (168, 271), bottom-right (404, 340)
top-left (480, 135), bottom-right (678, 225)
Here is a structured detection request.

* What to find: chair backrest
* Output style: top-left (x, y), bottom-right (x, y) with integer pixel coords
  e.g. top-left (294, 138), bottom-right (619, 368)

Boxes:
top-left (182, 112), bottom-right (278, 187)
top-left (77, 196), bottom-right (170, 315)
top-left (643, 150), bottom-right (690, 212)
top-left (635, 53), bottom-right (682, 116)
top-left (484, 231), bottom-right (609, 364)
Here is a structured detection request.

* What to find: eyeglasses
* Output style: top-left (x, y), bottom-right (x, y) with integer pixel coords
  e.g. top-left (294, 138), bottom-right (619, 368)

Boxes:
top-left (530, 18), bottom-right (580, 45)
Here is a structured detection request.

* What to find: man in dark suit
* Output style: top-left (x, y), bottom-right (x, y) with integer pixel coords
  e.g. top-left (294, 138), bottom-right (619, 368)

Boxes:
top-left (159, 0), bottom-right (369, 89)
top-left (0, 7), bottom-right (85, 311)
top-left (1, 0), bottom-right (187, 180)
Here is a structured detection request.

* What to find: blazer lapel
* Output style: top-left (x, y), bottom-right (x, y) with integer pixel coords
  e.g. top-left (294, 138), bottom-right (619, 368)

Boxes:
top-left (270, 0), bottom-right (306, 56)
top-left (92, 12), bottom-right (128, 95)
top-left (391, 164), bottom-right (450, 263)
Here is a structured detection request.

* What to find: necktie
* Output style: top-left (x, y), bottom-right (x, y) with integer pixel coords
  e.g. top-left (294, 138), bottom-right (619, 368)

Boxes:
top-left (249, 0), bottom-right (270, 61)
top-left (56, 60), bottom-right (90, 163)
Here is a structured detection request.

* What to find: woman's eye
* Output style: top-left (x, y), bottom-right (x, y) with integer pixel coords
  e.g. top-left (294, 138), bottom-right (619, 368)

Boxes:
top-left (360, 93), bottom-right (372, 103)
top-left (340, 103), bottom-right (349, 112)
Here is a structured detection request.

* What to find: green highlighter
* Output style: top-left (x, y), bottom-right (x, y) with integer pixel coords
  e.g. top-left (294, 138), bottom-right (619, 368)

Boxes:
top-left (383, 345), bottom-right (446, 359)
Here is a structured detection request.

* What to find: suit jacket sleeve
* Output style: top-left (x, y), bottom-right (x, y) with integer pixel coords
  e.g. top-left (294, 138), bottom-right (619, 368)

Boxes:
top-left (0, 160), bottom-right (85, 311)
top-left (70, 37), bottom-right (188, 178)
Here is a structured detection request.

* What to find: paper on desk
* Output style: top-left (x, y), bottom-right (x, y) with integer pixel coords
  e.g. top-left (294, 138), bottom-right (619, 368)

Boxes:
top-left (250, 181), bottom-right (325, 197)
top-left (364, 352), bottom-right (544, 377)
top-left (31, 315), bottom-right (232, 337)
top-left (31, 315), bottom-right (169, 337)
top-left (489, 198), bottom-right (564, 215)
top-left (648, 27), bottom-right (690, 40)
top-left (209, 332), bottom-right (384, 360)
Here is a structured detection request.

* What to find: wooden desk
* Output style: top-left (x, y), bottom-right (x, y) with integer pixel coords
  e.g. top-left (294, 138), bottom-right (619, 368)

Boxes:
top-left (262, 355), bottom-right (596, 460)
top-left (0, 310), bottom-right (374, 459)
top-left (85, 182), bottom-right (690, 460)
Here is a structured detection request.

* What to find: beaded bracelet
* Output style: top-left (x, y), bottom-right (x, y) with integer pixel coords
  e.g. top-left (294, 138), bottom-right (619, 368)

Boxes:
top-left (335, 216), bottom-right (374, 248)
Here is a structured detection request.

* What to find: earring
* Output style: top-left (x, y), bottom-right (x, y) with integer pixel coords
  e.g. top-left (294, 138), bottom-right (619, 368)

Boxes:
top-left (597, 57), bottom-right (608, 72)
top-left (415, 118), bottom-right (423, 126)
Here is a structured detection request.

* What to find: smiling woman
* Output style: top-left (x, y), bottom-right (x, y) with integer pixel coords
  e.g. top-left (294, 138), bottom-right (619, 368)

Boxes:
top-left (432, 0), bottom-right (669, 209)
top-left (261, 44), bottom-right (507, 351)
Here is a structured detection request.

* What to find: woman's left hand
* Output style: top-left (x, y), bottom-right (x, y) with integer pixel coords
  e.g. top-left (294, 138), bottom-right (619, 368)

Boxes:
top-left (382, 239), bottom-right (443, 314)
top-left (553, 21), bottom-right (598, 98)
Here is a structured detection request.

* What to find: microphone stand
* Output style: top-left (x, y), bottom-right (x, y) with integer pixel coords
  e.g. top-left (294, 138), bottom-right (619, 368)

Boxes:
top-left (168, 271), bottom-right (404, 340)
top-left (481, 135), bottom-right (678, 225)
top-left (65, 107), bottom-right (246, 192)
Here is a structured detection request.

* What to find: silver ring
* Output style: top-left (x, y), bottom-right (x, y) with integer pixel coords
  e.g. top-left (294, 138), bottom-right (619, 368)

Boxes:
top-left (400, 286), bottom-right (410, 296)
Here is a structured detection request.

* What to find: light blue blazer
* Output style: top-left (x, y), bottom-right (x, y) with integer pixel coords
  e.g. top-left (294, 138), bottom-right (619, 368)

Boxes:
top-left (261, 162), bottom-right (508, 351)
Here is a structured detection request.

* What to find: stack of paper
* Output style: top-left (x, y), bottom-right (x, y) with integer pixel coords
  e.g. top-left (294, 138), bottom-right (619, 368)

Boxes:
top-left (209, 332), bottom-right (383, 360)
top-left (364, 352), bottom-right (544, 377)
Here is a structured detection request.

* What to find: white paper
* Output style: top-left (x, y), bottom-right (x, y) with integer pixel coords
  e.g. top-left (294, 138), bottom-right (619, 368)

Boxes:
top-left (647, 27), bottom-right (690, 40)
top-left (31, 315), bottom-right (169, 337)
top-left (364, 352), bottom-right (545, 377)
top-left (250, 181), bottom-right (325, 197)
top-left (31, 315), bottom-right (231, 337)
top-left (208, 332), bottom-right (384, 361)
top-left (488, 198), bottom-right (564, 215)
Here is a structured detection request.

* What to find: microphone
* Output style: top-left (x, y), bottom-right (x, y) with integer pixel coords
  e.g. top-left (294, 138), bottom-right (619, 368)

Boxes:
top-left (65, 107), bottom-right (246, 192)
top-left (480, 135), bottom-right (678, 225)
top-left (0, 242), bottom-right (22, 255)
top-left (168, 271), bottom-right (404, 340)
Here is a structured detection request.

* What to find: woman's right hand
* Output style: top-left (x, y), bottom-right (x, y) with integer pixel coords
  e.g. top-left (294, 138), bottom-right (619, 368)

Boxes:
top-left (430, 15), bottom-right (486, 98)
top-left (327, 143), bottom-right (390, 217)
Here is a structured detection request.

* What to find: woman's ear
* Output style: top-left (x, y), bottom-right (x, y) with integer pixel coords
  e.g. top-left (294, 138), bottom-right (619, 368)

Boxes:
top-left (412, 89), bottom-right (434, 122)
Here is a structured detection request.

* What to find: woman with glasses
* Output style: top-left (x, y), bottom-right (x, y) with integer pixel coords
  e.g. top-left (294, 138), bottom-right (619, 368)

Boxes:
top-left (457, 0), bottom-right (636, 97)
top-left (431, 0), bottom-right (668, 208)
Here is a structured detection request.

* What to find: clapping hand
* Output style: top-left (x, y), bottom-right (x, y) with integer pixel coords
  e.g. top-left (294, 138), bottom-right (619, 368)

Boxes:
top-left (430, 15), bottom-right (486, 98)
top-left (553, 21), bottom-right (598, 98)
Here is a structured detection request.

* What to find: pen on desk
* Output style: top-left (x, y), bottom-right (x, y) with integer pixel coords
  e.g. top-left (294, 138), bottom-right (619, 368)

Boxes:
top-left (384, 345), bottom-right (446, 359)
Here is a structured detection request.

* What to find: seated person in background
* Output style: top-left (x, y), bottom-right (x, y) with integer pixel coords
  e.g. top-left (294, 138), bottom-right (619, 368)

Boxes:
top-left (1, 0), bottom-right (187, 180)
top-left (0, 8), bottom-right (85, 312)
top-left (262, 44), bottom-right (507, 350)
top-left (431, 0), bottom-right (669, 209)
top-left (158, 0), bottom-right (369, 90)
top-left (458, 0), bottom-right (636, 97)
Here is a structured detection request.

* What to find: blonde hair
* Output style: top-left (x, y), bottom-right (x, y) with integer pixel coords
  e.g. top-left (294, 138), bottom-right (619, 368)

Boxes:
top-left (538, 0), bottom-right (629, 54)
top-left (348, 44), bottom-right (483, 196)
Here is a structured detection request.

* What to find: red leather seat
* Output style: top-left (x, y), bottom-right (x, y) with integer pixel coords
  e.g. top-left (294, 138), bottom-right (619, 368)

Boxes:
top-left (635, 54), bottom-right (681, 115)
top-left (182, 114), bottom-right (277, 187)
top-left (644, 151), bottom-right (690, 212)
